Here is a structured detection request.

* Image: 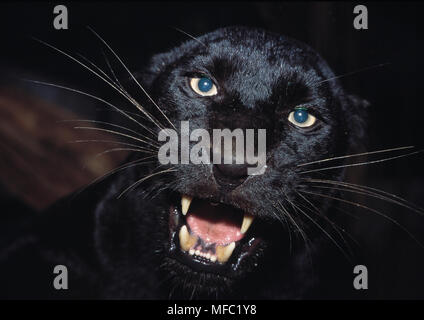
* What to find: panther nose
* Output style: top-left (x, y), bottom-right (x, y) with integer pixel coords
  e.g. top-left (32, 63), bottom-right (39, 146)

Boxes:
top-left (213, 163), bottom-right (249, 188)
top-left (213, 164), bottom-right (248, 189)
top-left (211, 144), bottom-right (249, 188)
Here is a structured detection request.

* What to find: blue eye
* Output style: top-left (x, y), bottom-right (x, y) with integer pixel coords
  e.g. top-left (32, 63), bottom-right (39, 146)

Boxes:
top-left (197, 77), bottom-right (213, 92)
top-left (293, 109), bottom-right (309, 123)
top-left (190, 77), bottom-right (218, 96)
top-left (288, 107), bottom-right (317, 128)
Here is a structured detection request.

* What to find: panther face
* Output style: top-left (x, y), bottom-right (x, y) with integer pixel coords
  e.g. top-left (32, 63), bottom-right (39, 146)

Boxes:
top-left (95, 26), bottom-right (366, 298)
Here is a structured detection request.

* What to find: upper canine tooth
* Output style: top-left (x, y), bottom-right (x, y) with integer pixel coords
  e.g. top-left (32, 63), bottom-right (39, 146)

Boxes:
top-left (179, 225), bottom-right (197, 251)
top-left (216, 242), bottom-right (236, 263)
top-left (181, 195), bottom-right (193, 215)
top-left (241, 214), bottom-right (254, 234)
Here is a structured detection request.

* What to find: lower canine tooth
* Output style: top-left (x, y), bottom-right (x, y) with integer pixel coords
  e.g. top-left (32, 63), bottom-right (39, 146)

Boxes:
top-left (216, 242), bottom-right (236, 263)
top-left (181, 195), bottom-right (193, 215)
top-left (179, 225), bottom-right (197, 251)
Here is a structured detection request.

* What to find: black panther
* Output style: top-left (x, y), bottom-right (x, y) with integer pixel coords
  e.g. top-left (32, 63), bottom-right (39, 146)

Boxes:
top-left (0, 26), bottom-right (374, 299)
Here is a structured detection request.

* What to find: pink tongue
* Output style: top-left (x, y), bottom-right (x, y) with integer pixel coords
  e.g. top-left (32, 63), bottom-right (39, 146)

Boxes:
top-left (186, 202), bottom-right (244, 245)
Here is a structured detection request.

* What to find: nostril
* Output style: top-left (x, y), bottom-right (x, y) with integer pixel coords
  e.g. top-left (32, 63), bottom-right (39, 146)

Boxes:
top-left (215, 163), bottom-right (248, 179)
top-left (213, 163), bottom-right (249, 188)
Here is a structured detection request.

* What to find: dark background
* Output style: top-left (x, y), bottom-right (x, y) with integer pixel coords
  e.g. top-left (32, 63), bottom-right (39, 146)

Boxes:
top-left (0, 1), bottom-right (423, 298)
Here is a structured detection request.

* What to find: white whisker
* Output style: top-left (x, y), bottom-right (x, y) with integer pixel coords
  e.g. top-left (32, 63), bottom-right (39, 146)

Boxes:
top-left (117, 167), bottom-right (177, 199)
top-left (74, 126), bottom-right (159, 150)
top-left (299, 190), bottom-right (424, 249)
top-left (297, 146), bottom-right (414, 167)
top-left (300, 150), bottom-right (423, 174)
top-left (87, 26), bottom-right (177, 131)
top-left (31, 38), bottom-right (166, 130)
top-left (172, 27), bottom-right (207, 47)
top-left (24, 80), bottom-right (159, 138)
top-left (61, 119), bottom-right (158, 145)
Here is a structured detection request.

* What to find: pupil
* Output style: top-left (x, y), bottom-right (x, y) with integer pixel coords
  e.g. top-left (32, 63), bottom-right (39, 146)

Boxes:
top-left (198, 78), bottom-right (213, 92)
top-left (294, 109), bottom-right (308, 123)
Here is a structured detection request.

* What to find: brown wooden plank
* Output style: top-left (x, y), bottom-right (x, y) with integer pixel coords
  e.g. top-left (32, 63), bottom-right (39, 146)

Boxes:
top-left (0, 86), bottom-right (130, 210)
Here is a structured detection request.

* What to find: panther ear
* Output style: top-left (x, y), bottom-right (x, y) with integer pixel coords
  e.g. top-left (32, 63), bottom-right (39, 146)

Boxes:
top-left (345, 94), bottom-right (370, 152)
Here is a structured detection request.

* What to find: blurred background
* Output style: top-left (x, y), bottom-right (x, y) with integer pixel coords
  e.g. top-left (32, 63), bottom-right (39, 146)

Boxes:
top-left (0, 2), bottom-right (423, 298)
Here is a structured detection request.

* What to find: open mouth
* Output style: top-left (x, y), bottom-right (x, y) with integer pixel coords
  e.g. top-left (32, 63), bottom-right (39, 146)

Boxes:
top-left (169, 195), bottom-right (261, 273)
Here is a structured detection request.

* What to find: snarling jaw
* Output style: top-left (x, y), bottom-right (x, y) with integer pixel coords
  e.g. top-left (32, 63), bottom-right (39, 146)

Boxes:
top-left (169, 194), bottom-right (261, 274)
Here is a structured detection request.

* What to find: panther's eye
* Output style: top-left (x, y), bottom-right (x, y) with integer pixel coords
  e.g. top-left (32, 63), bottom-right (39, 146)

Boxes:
top-left (288, 108), bottom-right (317, 128)
top-left (190, 77), bottom-right (217, 96)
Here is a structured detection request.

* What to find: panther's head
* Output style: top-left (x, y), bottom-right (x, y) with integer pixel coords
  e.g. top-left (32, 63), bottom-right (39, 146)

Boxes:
top-left (94, 26), bottom-right (367, 298)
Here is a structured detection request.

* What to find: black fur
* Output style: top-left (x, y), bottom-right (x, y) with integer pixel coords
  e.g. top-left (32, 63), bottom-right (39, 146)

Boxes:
top-left (0, 27), bottom-right (368, 299)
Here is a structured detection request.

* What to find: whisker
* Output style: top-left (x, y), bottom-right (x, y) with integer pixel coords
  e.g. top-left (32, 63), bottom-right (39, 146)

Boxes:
top-left (295, 191), bottom-right (320, 213)
top-left (297, 146), bottom-right (414, 167)
top-left (93, 147), bottom-right (156, 159)
top-left (332, 204), bottom-right (360, 220)
top-left (172, 26), bottom-right (207, 47)
top-left (24, 80), bottom-right (160, 138)
top-left (87, 26), bottom-right (177, 131)
top-left (61, 119), bottom-right (158, 145)
top-left (100, 48), bottom-right (125, 90)
top-left (304, 184), bottom-right (401, 207)
top-left (268, 200), bottom-right (291, 231)
top-left (74, 126), bottom-right (159, 150)
top-left (117, 167), bottom-right (177, 199)
top-left (76, 51), bottom-right (156, 124)
top-left (278, 193), bottom-right (309, 246)
top-left (299, 190), bottom-right (424, 249)
top-left (296, 194), bottom-right (360, 255)
top-left (288, 195), bottom-right (351, 260)
top-left (76, 51), bottom-right (160, 134)
top-left (93, 106), bottom-right (158, 137)
top-left (279, 199), bottom-right (308, 242)
top-left (315, 62), bottom-right (390, 85)
top-left (295, 191), bottom-right (358, 247)
top-left (31, 38), bottom-right (166, 131)
top-left (69, 139), bottom-right (150, 150)
top-left (76, 52), bottom-right (119, 88)
top-left (270, 201), bottom-right (293, 254)
top-left (299, 150), bottom-right (423, 174)
top-left (280, 197), bottom-right (313, 265)
top-left (91, 156), bottom-right (156, 182)
top-left (101, 107), bottom-right (149, 120)
top-left (70, 155), bottom-right (156, 200)
top-left (145, 181), bottom-right (176, 201)
top-left (303, 178), bottom-right (424, 215)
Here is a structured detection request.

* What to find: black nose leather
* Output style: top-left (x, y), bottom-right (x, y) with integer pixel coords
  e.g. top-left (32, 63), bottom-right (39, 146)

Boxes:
top-left (210, 135), bottom-right (249, 188)
top-left (214, 163), bottom-right (248, 179)
top-left (211, 140), bottom-right (249, 188)
top-left (213, 163), bottom-right (249, 188)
